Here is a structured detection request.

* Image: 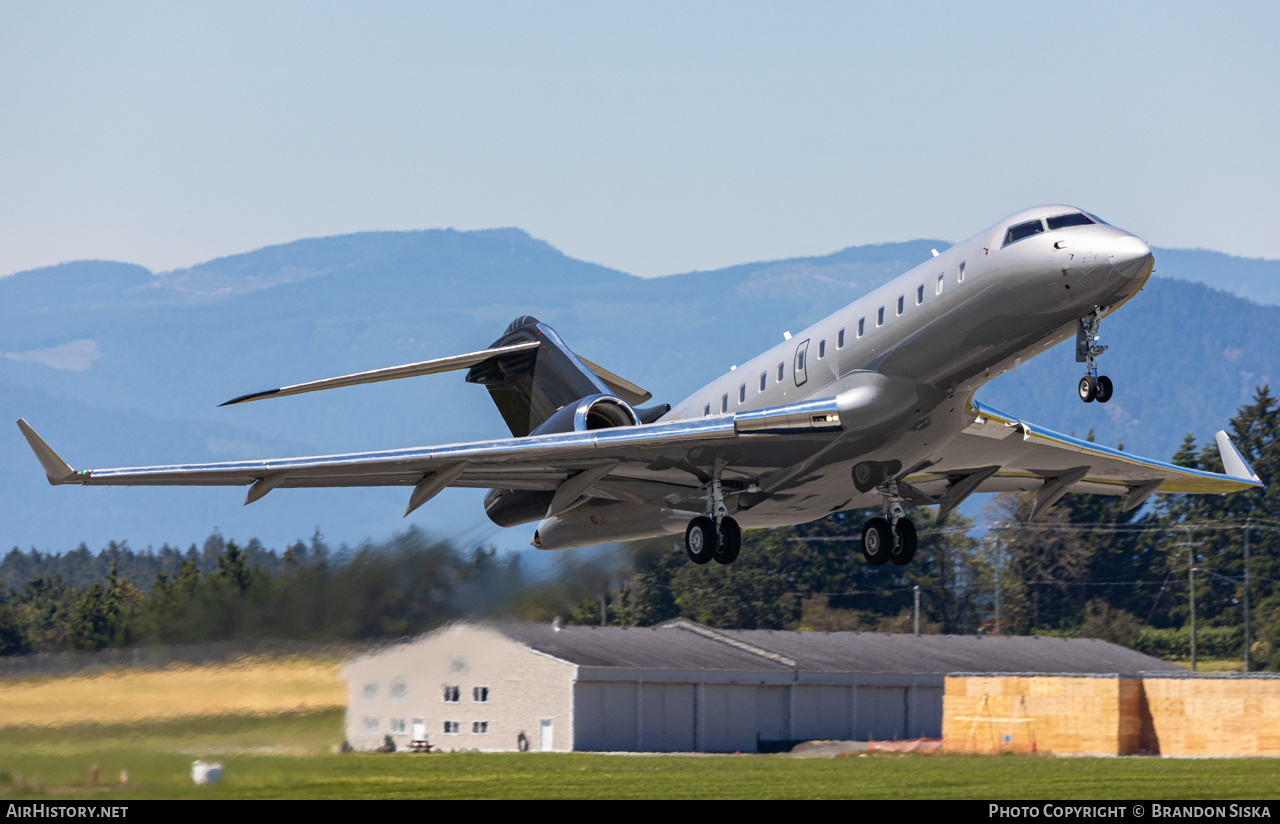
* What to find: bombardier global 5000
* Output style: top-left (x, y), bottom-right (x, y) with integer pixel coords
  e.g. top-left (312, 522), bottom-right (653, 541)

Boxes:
top-left (18, 206), bottom-right (1263, 566)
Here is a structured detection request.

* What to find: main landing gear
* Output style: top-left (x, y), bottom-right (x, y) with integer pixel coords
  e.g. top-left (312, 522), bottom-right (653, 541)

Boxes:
top-left (684, 459), bottom-right (742, 565)
top-left (1076, 308), bottom-right (1114, 404)
top-left (861, 482), bottom-right (917, 566)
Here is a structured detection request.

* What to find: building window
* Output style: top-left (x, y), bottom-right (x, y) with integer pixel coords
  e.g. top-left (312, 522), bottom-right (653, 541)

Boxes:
top-left (390, 682), bottom-right (406, 699)
top-left (363, 717), bottom-right (379, 731)
top-left (936, 273), bottom-right (944, 295)
top-left (777, 362), bottom-right (784, 382)
top-left (473, 686), bottom-right (489, 703)
top-left (720, 393), bottom-right (728, 413)
top-left (837, 328), bottom-right (845, 348)
top-left (443, 685), bottom-right (460, 703)
top-left (472, 721), bottom-right (489, 734)
top-left (916, 285), bottom-right (924, 305)
top-left (444, 721), bottom-right (460, 735)
top-left (858, 318), bottom-right (865, 337)
top-left (897, 296), bottom-right (904, 315)
top-left (818, 340), bottom-right (825, 359)
top-left (362, 684), bottom-right (377, 700)
top-left (390, 718), bottom-right (407, 733)
top-left (877, 307), bottom-right (884, 327)
top-left (758, 372), bottom-right (766, 392)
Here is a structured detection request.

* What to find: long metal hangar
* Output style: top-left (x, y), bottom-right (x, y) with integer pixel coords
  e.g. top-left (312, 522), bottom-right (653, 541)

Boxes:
top-left (342, 619), bottom-right (1178, 753)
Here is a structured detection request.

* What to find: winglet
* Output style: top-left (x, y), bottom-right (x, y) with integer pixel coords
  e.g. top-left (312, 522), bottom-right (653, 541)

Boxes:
top-left (1215, 431), bottom-right (1262, 484)
top-left (16, 419), bottom-right (79, 485)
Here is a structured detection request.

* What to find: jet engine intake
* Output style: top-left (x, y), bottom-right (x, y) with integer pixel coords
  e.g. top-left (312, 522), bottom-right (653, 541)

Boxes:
top-left (530, 393), bottom-right (638, 436)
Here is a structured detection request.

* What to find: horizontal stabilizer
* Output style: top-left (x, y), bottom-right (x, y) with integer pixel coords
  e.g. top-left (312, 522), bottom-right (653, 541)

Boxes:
top-left (578, 357), bottom-right (652, 405)
top-left (220, 341), bottom-right (541, 406)
top-left (16, 419), bottom-right (78, 485)
top-left (1215, 430), bottom-right (1261, 483)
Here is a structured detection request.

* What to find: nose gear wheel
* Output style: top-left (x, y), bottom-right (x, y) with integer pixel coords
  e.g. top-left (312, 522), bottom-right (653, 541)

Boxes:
top-left (1076, 308), bottom-right (1113, 404)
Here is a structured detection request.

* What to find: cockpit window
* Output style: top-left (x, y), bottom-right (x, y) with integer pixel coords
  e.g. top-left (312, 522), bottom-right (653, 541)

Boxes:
top-left (1046, 213), bottom-right (1095, 231)
top-left (1003, 219), bottom-right (1045, 246)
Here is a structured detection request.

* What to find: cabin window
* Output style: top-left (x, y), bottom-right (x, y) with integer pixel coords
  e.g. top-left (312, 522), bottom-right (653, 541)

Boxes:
top-left (703, 403), bottom-right (711, 417)
top-left (958, 261), bottom-right (966, 282)
top-left (777, 362), bottom-right (784, 382)
top-left (896, 296), bottom-right (904, 315)
top-left (1003, 219), bottom-right (1045, 246)
top-left (818, 340), bottom-right (826, 358)
top-left (858, 318), bottom-right (865, 337)
top-left (916, 285), bottom-right (924, 305)
top-left (877, 307), bottom-right (884, 326)
top-left (837, 328), bottom-right (845, 348)
top-left (759, 372), bottom-right (767, 392)
top-left (738, 384), bottom-right (746, 404)
top-left (936, 274), bottom-right (944, 295)
top-left (720, 394), bottom-right (728, 413)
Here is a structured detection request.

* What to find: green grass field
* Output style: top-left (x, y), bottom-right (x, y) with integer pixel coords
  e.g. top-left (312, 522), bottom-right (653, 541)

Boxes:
top-left (3, 709), bottom-right (1280, 799)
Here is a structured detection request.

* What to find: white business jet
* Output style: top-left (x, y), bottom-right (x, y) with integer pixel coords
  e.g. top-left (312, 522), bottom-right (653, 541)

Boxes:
top-left (18, 206), bottom-right (1262, 567)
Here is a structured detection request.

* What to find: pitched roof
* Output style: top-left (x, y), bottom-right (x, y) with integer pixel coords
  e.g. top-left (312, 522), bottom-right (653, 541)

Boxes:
top-left (713, 628), bottom-right (1182, 676)
top-left (494, 622), bottom-right (793, 671)
top-left (494, 619), bottom-right (1182, 676)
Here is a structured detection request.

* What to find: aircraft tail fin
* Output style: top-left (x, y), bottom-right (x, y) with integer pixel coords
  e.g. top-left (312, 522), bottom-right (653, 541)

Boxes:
top-left (467, 316), bottom-right (654, 437)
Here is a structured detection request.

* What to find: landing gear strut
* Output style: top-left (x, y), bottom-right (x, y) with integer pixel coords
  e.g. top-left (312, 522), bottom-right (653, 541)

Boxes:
top-left (861, 481), bottom-right (917, 566)
top-left (1076, 308), bottom-right (1113, 403)
top-left (684, 459), bottom-right (742, 565)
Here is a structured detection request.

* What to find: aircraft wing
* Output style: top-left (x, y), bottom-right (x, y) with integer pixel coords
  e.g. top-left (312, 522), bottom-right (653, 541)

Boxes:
top-left (16, 396), bottom-right (844, 514)
top-left (904, 400), bottom-right (1263, 518)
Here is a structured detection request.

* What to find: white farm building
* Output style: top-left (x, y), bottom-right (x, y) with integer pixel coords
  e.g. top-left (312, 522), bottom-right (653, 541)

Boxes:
top-left (342, 619), bottom-right (1178, 753)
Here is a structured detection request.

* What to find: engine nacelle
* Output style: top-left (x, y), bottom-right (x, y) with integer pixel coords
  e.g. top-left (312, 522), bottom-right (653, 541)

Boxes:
top-left (484, 394), bottom-right (638, 528)
top-left (529, 393), bottom-right (638, 436)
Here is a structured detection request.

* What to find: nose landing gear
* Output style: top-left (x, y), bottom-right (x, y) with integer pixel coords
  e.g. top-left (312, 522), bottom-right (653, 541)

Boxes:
top-left (861, 482), bottom-right (917, 566)
top-left (683, 459), bottom-right (743, 565)
top-left (1076, 308), bottom-right (1113, 403)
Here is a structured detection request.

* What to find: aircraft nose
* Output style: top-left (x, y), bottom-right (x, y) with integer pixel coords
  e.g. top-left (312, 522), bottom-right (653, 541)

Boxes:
top-left (1109, 235), bottom-right (1153, 279)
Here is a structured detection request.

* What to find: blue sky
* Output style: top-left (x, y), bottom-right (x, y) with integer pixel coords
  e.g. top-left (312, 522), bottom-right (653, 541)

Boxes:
top-left (2, 1), bottom-right (1277, 278)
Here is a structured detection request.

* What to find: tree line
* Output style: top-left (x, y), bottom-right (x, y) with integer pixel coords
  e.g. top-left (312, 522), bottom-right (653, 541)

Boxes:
top-left (3, 387), bottom-right (1277, 669)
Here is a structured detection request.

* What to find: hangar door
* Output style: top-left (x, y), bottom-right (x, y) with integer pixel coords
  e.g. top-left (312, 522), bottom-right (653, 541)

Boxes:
top-left (856, 686), bottom-right (907, 740)
top-left (574, 682), bottom-right (638, 751)
top-left (639, 683), bottom-right (695, 751)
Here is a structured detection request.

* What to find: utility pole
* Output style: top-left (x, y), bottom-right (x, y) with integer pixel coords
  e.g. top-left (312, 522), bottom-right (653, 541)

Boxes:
top-left (1190, 566), bottom-right (1203, 671)
top-left (1244, 520), bottom-right (1252, 673)
top-left (994, 530), bottom-right (1002, 636)
top-left (913, 585), bottom-right (921, 635)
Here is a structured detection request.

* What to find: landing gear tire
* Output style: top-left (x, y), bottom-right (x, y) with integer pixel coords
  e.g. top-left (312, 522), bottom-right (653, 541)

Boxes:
top-left (890, 518), bottom-right (917, 566)
top-left (713, 517), bottom-right (741, 565)
top-left (685, 516), bottom-right (716, 565)
top-left (861, 517), bottom-right (893, 566)
top-left (1096, 375), bottom-right (1113, 403)
top-left (1078, 375), bottom-right (1097, 403)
